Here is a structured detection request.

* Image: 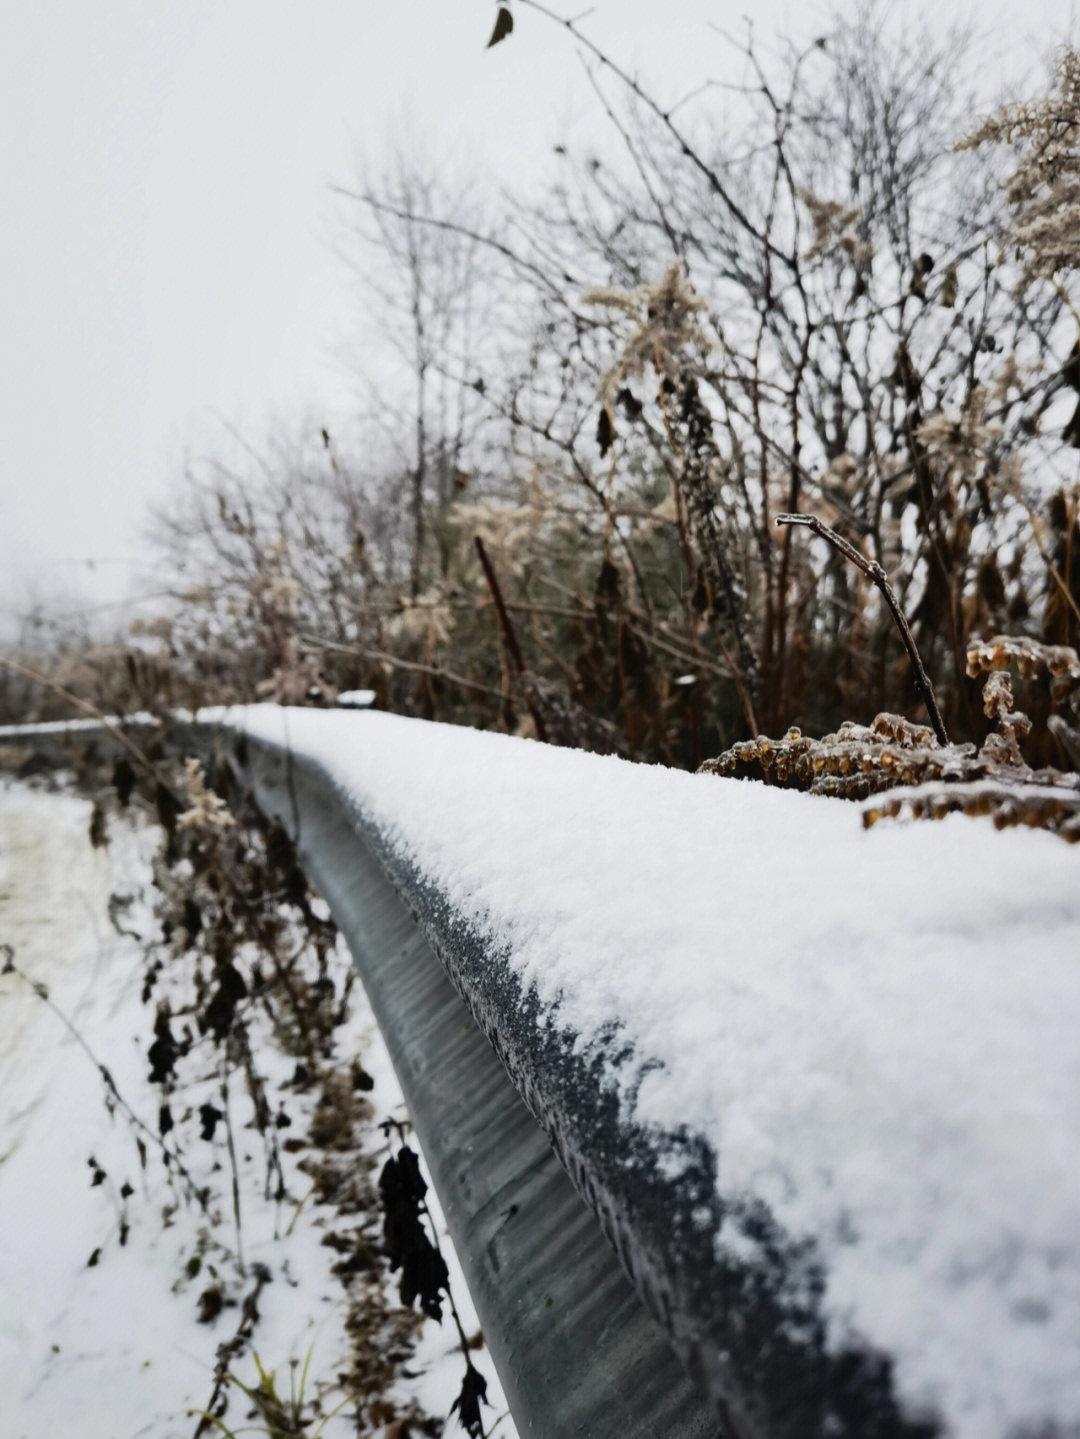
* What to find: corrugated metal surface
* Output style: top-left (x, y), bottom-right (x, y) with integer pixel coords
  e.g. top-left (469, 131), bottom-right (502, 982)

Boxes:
top-left (208, 721), bottom-right (720, 1439)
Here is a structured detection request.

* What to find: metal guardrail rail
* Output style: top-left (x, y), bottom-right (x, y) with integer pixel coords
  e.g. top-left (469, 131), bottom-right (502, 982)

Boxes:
top-left (9, 711), bottom-right (1069, 1439)
top-left (201, 720), bottom-right (722, 1439)
top-left (200, 722), bottom-right (957, 1439)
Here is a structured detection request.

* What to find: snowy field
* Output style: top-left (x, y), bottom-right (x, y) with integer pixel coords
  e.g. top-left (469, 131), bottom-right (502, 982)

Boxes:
top-left (0, 776), bottom-right (513, 1439)
top-left (219, 704), bottom-right (1080, 1439)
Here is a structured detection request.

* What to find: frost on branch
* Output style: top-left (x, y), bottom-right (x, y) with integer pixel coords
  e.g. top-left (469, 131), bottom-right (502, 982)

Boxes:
top-left (958, 47), bottom-right (1080, 282)
top-left (701, 638), bottom-right (1080, 840)
top-left (701, 712), bottom-right (974, 800)
top-left (176, 757), bottom-right (233, 834)
top-left (965, 634), bottom-right (1080, 704)
top-left (860, 779), bottom-right (1080, 842)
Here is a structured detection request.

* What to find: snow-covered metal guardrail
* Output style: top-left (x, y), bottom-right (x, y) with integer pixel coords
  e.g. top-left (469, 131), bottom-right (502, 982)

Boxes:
top-left (5, 707), bottom-right (1080, 1439)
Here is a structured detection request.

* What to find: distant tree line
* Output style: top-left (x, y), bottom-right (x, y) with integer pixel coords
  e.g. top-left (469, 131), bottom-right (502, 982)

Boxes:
top-left (5, 3), bottom-right (1079, 779)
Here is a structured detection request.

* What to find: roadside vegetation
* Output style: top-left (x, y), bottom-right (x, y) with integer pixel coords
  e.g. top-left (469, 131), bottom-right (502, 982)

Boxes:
top-left (3, 746), bottom-right (502, 1438)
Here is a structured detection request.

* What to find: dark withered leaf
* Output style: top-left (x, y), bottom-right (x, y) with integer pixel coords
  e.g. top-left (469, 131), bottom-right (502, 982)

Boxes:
top-left (158, 1101), bottom-right (174, 1138)
top-left (893, 344), bottom-right (921, 402)
top-left (594, 557), bottom-right (621, 611)
top-left (284, 861), bottom-right (308, 910)
top-left (112, 758), bottom-right (136, 807)
top-left (199, 1103), bottom-right (223, 1141)
top-left (379, 1146), bottom-right (448, 1319)
top-left (208, 761), bottom-right (230, 802)
top-left (202, 962), bottom-right (248, 1041)
top-left (596, 406), bottom-right (615, 456)
top-left (616, 385), bottom-right (643, 420)
top-left (487, 4), bottom-right (513, 47)
top-left (264, 823), bottom-right (295, 876)
top-left (89, 798), bottom-right (108, 849)
top-left (154, 781), bottom-right (182, 836)
top-left (450, 1362), bottom-right (489, 1438)
top-left (120, 1182), bottom-right (134, 1199)
top-left (182, 896), bottom-right (202, 938)
top-left (196, 1285), bottom-right (224, 1323)
top-left (399, 1234), bottom-right (449, 1320)
top-left (392, 1146), bottom-right (426, 1202)
top-left (691, 570), bottom-right (710, 614)
top-left (87, 1248), bottom-right (101, 1268)
top-left (148, 1011), bottom-right (178, 1086)
top-left (1063, 339), bottom-right (1080, 393)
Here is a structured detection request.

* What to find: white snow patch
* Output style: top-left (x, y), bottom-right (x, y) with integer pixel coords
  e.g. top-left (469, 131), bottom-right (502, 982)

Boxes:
top-left (0, 777), bottom-right (514, 1439)
top-left (336, 690), bottom-right (376, 709)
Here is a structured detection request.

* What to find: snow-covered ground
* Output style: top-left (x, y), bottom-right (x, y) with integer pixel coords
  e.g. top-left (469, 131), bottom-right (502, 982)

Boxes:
top-left (0, 776), bottom-right (513, 1439)
top-left (216, 704), bottom-right (1080, 1439)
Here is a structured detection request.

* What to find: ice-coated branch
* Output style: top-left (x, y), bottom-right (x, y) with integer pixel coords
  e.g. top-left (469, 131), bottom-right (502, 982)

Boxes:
top-left (776, 512), bottom-right (949, 745)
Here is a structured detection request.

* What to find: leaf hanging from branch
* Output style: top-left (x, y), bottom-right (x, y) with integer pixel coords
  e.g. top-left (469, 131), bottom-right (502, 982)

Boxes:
top-left (487, 5), bottom-right (513, 47)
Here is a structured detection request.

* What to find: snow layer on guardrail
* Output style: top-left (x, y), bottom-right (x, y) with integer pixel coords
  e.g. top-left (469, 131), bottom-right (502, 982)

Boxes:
top-left (211, 705), bottom-right (1078, 1437)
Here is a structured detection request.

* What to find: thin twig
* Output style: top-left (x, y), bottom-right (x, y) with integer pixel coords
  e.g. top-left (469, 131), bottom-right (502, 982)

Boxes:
top-left (296, 634), bottom-right (505, 702)
top-left (775, 513), bottom-right (949, 745)
top-left (474, 535), bottom-right (550, 743)
top-left (474, 537), bottom-right (527, 677)
top-left (0, 655), bottom-right (166, 782)
top-left (516, 0), bottom-right (787, 266)
top-left (1, 947), bottom-right (211, 1213)
top-left (220, 1060), bottom-right (245, 1276)
top-left (331, 187), bottom-right (573, 307)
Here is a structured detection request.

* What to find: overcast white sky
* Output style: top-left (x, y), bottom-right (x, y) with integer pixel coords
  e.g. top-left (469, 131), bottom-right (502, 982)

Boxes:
top-left (2, 0), bottom-right (1076, 636)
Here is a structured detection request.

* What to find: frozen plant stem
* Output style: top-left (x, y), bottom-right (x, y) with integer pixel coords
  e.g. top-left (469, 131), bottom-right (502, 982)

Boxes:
top-left (775, 513), bottom-right (949, 746)
top-left (221, 1061), bottom-right (245, 1276)
top-left (474, 533), bottom-right (550, 744)
top-left (383, 1119), bottom-right (489, 1438)
top-left (0, 945), bottom-right (211, 1212)
top-left (0, 654), bottom-right (177, 793)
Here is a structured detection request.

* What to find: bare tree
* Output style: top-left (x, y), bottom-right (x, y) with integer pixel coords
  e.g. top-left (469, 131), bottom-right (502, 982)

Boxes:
top-left (333, 148), bottom-right (502, 594)
top-left (497, 1), bottom-right (1068, 737)
top-left (139, 4), bottom-right (1077, 771)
